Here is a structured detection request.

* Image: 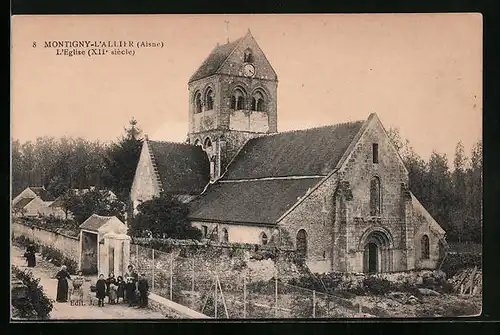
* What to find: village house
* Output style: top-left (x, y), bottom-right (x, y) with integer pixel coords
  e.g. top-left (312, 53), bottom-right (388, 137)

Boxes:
top-left (38, 187), bottom-right (119, 220)
top-left (130, 29), bottom-right (447, 274)
top-left (12, 186), bottom-right (55, 217)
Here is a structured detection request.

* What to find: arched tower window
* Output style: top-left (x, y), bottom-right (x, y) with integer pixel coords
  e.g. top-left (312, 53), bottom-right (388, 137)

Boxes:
top-left (205, 88), bottom-right (214, 111)
top-left (194, 92), bottom-right (202, 114)
top-left (370, 176), bottom-right (381, 216)
top-left (251, 91), bottom-right (266, 112)
top-left (222, 228), bottom-right (229, 243)
top-left (231, 88), bottom-right (246, 110)
top-left (421, 235), bottom-right (430, 260)
top-left (296, 229), bottom-right (308, 258)
top-left (204, 137), bottom-right (212, 150)
top-left (260, 232), bottom-right (268, 245)
top-left (243, 48), bottom-right (253, 63)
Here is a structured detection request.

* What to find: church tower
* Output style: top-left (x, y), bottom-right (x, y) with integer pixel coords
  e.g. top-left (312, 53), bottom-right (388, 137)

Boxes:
top-left (187, 29), bottom-right (278, 181)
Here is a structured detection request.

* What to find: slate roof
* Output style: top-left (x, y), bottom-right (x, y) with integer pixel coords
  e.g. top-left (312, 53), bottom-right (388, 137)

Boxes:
top-left (13, 197), bottom-right (35, 209)
top-left (188, 37), bottom-right (244, 83)
top-left (148, 141), bottom-right (210, 195)
top-left (79, 214), bottom-right (114, 232)
top-left (223, 121), bottom-right (364, 180)
top-left (30, 187), bottom-right (55, 201)
top-left (188, 178), bottom-right (322, 224)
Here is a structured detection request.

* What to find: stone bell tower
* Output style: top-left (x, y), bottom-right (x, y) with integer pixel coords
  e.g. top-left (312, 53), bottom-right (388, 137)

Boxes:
top-left (187, 29), bottom-right (278, 181)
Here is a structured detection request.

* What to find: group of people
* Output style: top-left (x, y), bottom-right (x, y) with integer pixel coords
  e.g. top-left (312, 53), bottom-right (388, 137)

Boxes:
top-left (54, 264), bottom-right (149, 309)
top-left (94, 265), bottom-right (149, 308)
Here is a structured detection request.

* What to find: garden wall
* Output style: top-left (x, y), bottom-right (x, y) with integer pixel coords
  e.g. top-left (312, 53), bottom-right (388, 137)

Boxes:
top-left (11, 221), bottom-right (79, 262)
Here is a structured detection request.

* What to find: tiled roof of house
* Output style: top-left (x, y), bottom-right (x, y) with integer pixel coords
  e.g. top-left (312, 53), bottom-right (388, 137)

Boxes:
top-left (49, 188), bottom-right (118, 208)
top-left (223, 121), bottom-right (364, 179)
top-left (13, 197), bottom-right (35, 210)
top-left (148, 141), bottom-right (210, 195)
top-left (188, 178), bottom-right (322, 224)
top-left (30, 187), bottom-right (55, 201)
top-left (79, 214), bottom-right (114, 232)
top-left (188, 37), bottom-right (244, 83)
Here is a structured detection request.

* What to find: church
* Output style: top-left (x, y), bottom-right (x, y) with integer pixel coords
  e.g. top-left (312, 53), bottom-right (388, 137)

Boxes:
top-left (130, 29), bottom-right (447, 274)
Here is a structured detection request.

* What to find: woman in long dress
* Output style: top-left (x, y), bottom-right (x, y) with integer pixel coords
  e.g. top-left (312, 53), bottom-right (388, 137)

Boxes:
top-left (24, 244), bottom-right (36, 267)
top-left (56, 265), bottom-right (71, 302)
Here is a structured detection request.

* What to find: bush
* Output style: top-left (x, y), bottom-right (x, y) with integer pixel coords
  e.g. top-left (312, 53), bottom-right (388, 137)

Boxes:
top-left (39, 245), bottom-right (78, 274)
top-left (12, 265), bottom-right (53, 319)
top-left (441, 253), bottom-right (482, 278)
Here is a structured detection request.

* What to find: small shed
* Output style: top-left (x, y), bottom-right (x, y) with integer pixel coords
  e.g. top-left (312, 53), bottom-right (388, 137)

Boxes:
top-left (78, 214), bottom-right (129, 275)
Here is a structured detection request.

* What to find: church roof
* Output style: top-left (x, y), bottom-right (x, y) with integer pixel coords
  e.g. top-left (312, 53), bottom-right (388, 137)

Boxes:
top-left (29, 187), bottom-right (55, 201)
top-left (188, 178), bottom-right (322, 224)
top-left (148, 141), bottom-right (210, 195)
top-left (223, 121), bottom-right (364, 179)
top-left (188, 119), bottom-right (365, 224)
top-left (188, 37), bottom-right (245, 83)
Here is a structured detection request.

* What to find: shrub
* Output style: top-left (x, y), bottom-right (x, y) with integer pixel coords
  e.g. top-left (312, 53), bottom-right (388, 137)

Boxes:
top-left (441, 253), bottom-right (482, 278)
top-left (39, 245), bottom-right (78, 274)
top-left (11, 266), bottom-right (53, 319)
top-left (361, 276), bottom-right (392, 295)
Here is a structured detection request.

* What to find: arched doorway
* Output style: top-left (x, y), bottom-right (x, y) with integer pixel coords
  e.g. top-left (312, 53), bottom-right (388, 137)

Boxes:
top-left (361, 229), bottom-right (393, 273)
top-left (365, 242), bottom-right (378, 273)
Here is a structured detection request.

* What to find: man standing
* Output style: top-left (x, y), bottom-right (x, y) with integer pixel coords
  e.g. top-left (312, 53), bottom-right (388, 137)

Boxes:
top-left (125, 265), bottom-right (138, 307)
top-left (137, 273), bottom-right (149, 308)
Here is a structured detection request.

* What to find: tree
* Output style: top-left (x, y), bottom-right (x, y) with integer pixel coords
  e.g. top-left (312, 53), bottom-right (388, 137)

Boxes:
top-left (65, 188), bottom-right (126, 224)
top-left (102, 118), bottom-right (143, 202)
top-left (449, 141), bottom-right (468, 242)
top-left (129, 194), bottom-right (202, 240)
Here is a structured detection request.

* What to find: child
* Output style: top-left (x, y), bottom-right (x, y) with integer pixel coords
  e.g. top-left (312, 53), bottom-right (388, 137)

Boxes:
top-left (108, 282), bottom-right (118, 304)
top-left (95, 274), bottom-right (107, 307)
top-left (116, 276), bottom-right (125, 303)
top-left (106, 272), bottom-right (116, 303)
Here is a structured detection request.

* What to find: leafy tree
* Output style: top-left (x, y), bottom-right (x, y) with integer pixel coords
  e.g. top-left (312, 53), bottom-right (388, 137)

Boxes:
top-left (65, 188), bottom-right (126, 223)
top-left (129, 194), bottom-right (202, 240)
top-left (102, 118), bottom-right (143, 202)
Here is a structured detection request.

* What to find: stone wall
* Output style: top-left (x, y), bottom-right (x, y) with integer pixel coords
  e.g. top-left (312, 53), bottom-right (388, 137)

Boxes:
top-left (337, 116), bottom-right (410, 273)
top-left (12, 221), bottom-right (79, 262)
top-left (278, 177), bottom-right (340, 274)
top-left (191, 221), bottom-right (277, 245)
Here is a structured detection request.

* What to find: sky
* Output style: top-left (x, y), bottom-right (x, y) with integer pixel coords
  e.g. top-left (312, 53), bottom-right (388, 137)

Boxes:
top-left (12, 14), bottom-right (482, 163)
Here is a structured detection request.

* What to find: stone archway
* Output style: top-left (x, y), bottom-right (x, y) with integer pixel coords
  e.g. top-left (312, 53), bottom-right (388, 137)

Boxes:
top-left (360, 228), bottom-right (394, 273)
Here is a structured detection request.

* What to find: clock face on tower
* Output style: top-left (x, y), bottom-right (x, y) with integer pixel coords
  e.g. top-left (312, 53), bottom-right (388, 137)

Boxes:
top-left (243, 63), bottom-right (255, 77)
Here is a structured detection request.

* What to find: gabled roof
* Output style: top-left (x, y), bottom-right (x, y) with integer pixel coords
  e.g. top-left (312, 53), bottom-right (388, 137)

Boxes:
top-left (29, 187), bottom-right (55, 201)
top-left (13, 197), bottom-right (35, 210)
top-left (223, 121), bottom-right (364, 180)
top-left (148, 141), bottom-right (210, 195)
top-left (188, 178), bottom-right (322, 224)
top-left (189, 37), bottom-right (245, 83)
top-left (49, 188), bottom-right (118, 208)
top-left (411, 192), bottom-right (446, 236)
top-left (79, 214), bottom-right (126, 233)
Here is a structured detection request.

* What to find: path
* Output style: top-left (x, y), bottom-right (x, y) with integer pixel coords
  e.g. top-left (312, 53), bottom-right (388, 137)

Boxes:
top-left (11, 245), bottom-right (167, 320)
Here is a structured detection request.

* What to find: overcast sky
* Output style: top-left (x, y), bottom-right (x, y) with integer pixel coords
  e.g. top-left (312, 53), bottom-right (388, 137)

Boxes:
top-left (12, 14), bottom-right (482, 164)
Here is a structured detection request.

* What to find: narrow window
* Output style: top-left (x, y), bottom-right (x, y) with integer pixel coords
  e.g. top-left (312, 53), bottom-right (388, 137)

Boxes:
top-left (194, 92), bottom-right (202, 114)
top-left (222, 228), bottom-right (229, 242)
top-left (421, 235), bottom-right (430, 260)
top-left (205, 89), bottom-right (214, 111)
top-left (370, 177), bottom-right (381, 216)
top-left (260, 233), bottom-right (268, 245)
top-left (372, 143), bottom-right (379, 164)
top-left (296, 229), bottom-right (308, 259)
top-left (202, 225), bottom-right (208, 237)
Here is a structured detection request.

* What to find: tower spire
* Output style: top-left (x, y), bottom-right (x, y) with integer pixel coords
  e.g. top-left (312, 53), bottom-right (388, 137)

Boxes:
top-left (224, 20), bottom-right (230, 44)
